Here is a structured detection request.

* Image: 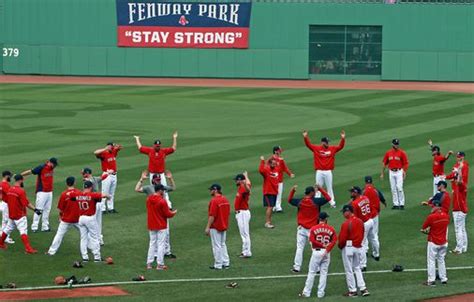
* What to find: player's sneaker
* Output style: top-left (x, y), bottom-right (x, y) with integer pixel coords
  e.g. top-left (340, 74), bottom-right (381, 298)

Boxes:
top-left (239, 253), bottom-right (252, 258)
top-left (399, 206), bottom-right (405, 210)
top-left (422, 281), bottom-right (436, 287)
top-left (25, 248), bottom-right (38, 254)
top-left (94, 258), bottom-right (104, 263)
top-left (223, 265), bottom-right (230, 269)
top-left (291, 268), bottom-right (300, 273)
top-left (371, 255), bottom-right (380, 261)
top-left (361, 267), bottom-right (367, 272)
top-left (209, 266), bottom-right (222, 270)
top-left (5, 237), bottom-right (15, 244)
top-left (45, 251), bottom-right (54, 256)
top-left (109, 209), bottom-right (118, 214)
top-left (156, 265), bottom-right (168, 271)
top-left (361, 289), bottom-right (370, 296)
top-left (146, 264), bottom-right (153, 270)
top-left (449, 249), bottom-right (462, 255)
top-left (343, 291), bottom-right (358, 297)
top-left (82, 258), bottom-right (89, 262)
top-left (164, 253), bottom-right (177, 259)
top-left (264, 223), bottom-right (275, 229)
top-left (298, 292), bottom-right (310, 298)
top-left (441, 281), bottom-right (448, 285)
top-left (41, 229), bottom-right (52, 232)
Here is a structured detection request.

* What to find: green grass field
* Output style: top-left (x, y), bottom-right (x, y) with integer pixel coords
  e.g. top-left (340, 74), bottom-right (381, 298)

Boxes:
top-left (0, 84), bottom-right (473, 301)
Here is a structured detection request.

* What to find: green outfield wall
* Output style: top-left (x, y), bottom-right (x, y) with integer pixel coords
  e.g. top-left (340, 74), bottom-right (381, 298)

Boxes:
top-left (1, 0), bottom-right (473, 81)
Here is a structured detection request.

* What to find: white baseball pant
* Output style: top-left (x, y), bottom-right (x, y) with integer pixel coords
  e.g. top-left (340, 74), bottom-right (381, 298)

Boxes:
top-left (47, 221), bottom-right (79, 255)
top-left (235, 210), bottom-right (252, 257)
top-left (360, 218), bottom-right (379, 268)
top-left (274, 182), bottom-right (284, 212)
top-left (389, 170), bottom-right (405, 206)
top-left (147, 229), bottom-right (167, 265)
top-left (293, 226), bottom-right (310, 271)
top-left (31, 191), bottom-right (53, 231)
top-left (315, 170), bottom-right (335, 203)
top-left (0, 201), bottom-right (13, 242)
top-left (371, 215), bottom-right (380, 257)
top-left (210, 229), bottom-right (230, 269)
top-left (427, 242), bottom-right (448, 283)
top-left (78, 215), bottom-right (101, 261)
top-left (453, 211), bottom-right (468, 252)
top-left (433, 175), bottom-right (446, 196)
top-left (150, 173), bottom-right (173, 255)
top-left (3, 216), bottom-right (28, 235)
top-left (95, 203), bottom-right (104, 245)
top-left (341, 245), bottom-right (366, 293)
top-left (101, 174), bottom-right (117, 211)
top-left (302, 249), bottom-right (331, 298)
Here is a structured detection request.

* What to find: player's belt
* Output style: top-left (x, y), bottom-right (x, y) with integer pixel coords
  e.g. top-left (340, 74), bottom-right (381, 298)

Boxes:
top-left (314, 248), bottom-right (322, 251)
top-left (390, 168), bottom-right (401, 172)
top-left (433, 174), bottom-right (444, 177)
top-left (235, 211), bottom-right (240, 214)
top-left (110, 172), bottom-right (117, 175)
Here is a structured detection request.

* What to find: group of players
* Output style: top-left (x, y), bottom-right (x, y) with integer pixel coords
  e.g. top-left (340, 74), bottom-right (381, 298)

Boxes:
top-left (0, 130), bottom-right (470, 298)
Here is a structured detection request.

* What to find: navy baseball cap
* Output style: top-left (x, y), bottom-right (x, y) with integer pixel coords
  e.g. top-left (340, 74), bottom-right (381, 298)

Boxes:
top-left (49, 157), bottom-right (58, 166)
top-left (457, 151), bottom-right (465, 158)
top-left (84, 181), bottom-right (93, 189)
top-left (437, 181), bottom-right (448, 188)
top-left (319, 212), bottom-right (329, 220)
top-left (364, 176), bottom-right (373, 183)
top-left (154, 184), bottom-right (167, 192)
top-left (234, 174), bottom-right (245, 181)
top-left (341, 204), bottom-right (354, 213)
top-left (273, 146), bottom-right (283, 153)
top-left (154, 139), bottom-right (162, 146)
top-left (14, 174), bottom-right (23, 181)
top-left (82, 167), bottom-right (92, 175)
top-left (321, 137), bottom-right (330, 143)
top-left (208, 183), bottom-right (222, 191)
top-left (431, 145), bottom-right (440, 152)
top-left (305, 186), bottom-right (316, 195)
top-left (106, 142), bottom-right (114, 146)
top-left (349, 186), bottom-right (362, 194)
top-left (392, 138), bottom-right (400, 145)
top-left (2, 170), bottom-right (12, 177)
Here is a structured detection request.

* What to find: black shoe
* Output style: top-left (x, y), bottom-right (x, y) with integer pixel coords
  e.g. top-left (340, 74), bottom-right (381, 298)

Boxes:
top-left (94, 258), bottom-right (104, 263)
top-left (391, 206), bottom-right (399, 210)
top-left (109, 209), bottom-right (118, 214)
top-left (164, 253), bottom-right (177, 259)
top-left (82, 258), bottom-right (89, 262)
top-left (400, 206), bottom-right (405, 210)
top-left (291, 268), bottom-right (300, 273)
top-left (223, 265), bottom-right (230, 269)
top-left (41, 229), bottom-right (52, 232)
top-left (275, 210), bottom-right (283, 213)
top-left (32, 229), bottom-right (39, 233)
top-left (423, 281), bottom-right (436, 287)
top-left (361, 289), bottom-right (370, 297)
top-left (371, 255), bottom-right (380, 261)
top-left (102, 211), bottom-right (108, 215)
top-left (361, 267), bottom-right (367, 272)
top-left (209, 266), bottom-right (222, 270)
top-left (441, 281), bottom-right (447, 285)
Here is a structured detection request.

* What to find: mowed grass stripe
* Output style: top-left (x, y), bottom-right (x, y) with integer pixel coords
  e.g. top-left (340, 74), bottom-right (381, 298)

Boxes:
top-left (389, 97), bottom-right (474, 117)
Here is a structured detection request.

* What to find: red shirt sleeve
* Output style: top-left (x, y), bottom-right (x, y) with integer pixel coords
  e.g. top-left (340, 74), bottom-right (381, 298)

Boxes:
top-left (287, 189), bottom-right (296, 202)
top-left (57, 192), bottom-right (66, 211)
top-left (163, 147), bottom-right (175, 155)
top-left (319, 188), bottom-right (331, 201)
top-left (113, 148), bottom-right (120, 156)
top-left (338, 221), bottom-right (348, 249)
top-left (335, 137), bottom-right (345, 152)
top-left (139, 146), bottom-right (152, 155)
top-left (161, 200), bottom-right (176, 218)
top-left (209, 200), bottom-right (218, 217)
top-left (402, 150), bottom-right (409, 171)
top-left (280, 159), bottom-right (292, 176)
top-left (20, 190), bottom-right (29, 207)
top-left (91, 192), bottom-right (103, 202)
top-left (326, 228), bottom-right (338, 253)
top-left (422, 215), bottom-right (432, 230)
top-left (383, 152), bottom-right (389, 165)
top-left (259, 160), bottom-right (266, 175)
top-left (304, 136), bottom-right (317, 152)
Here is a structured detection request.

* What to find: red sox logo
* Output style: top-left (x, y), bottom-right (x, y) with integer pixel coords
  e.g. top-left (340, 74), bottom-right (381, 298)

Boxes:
top-left (319, 150), bottom-right (332, 157)
top-left (179, 15), bottom-right (189, 26)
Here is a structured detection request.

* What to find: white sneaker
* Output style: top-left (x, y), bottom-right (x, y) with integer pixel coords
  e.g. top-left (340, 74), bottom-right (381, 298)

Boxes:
top-left (5, 237), bottom-right (15, 244)
top-left (264, 223), bottom-right (275, 229)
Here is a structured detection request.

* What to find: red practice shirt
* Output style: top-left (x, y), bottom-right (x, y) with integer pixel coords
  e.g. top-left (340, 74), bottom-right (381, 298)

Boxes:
top-left (432, 154), bottom-right (449, 176)
top-left (58, 188), bottom-right (81, 223)
top-left (31, 163), bottom-right (55, 193)
top-left (6, 185), bottom-right (29, 220)
top-left (72, 191), bottom-right (103, 216)
top-left (288, 188), bottom-right (331, 229)
top-left (422, 209), bottom-right (450, 245)
top-left (234, 184), bottom-right (251, 211)
top-left (383, 148), bottom-right (409, 171)
top-left (351, 195), bottom-right (375, 222)
top-left (139, 146), bottom-right (175, 174)
top-left (208, 195), bottom-right (230, 232)
top-left (304, 136), bottom-right (345, 170)
top-left (147, 193), bottom-right (176, 230)
top-left (0, 180), bottom-right (10, 201)
top-left (446, 161), bottom-right (469, 213)
top-left (428, 191), bottom-right (451, 214)
top-left (259, 160), bottom-right (280, 195)
top-left (272, 155), bottom-right (292, 182)
top-left (97, 148), bottom-right (120, 172)
top-left (363, 184), bottom-right (381, 215)
top-left (309, 223), bottom-right (337, 252)
top-left (338, 215), bottom-right (364, 249)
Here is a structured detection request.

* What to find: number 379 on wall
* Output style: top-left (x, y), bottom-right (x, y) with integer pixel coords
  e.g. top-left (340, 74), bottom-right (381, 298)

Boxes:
top-left (2, 48), bottom-right (20, 57)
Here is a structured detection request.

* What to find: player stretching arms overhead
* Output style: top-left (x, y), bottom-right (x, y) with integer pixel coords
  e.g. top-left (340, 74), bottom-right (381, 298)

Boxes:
top-left (21, 157), bottom-right (58, 232)
top-left (0, 171), bottom-right (14, 244)
top-left (94, 142), bottom-right (122, 214)
top-left (271, 146), bottom-right (295, 213)
top-left (381, 139), bottom-right (409, 210)
top-left (234, 172), bottom-right (252, 258)
top-left (303, 130), bottom-right (345, 205)
top-left (428, 139), bottom-right (453, 195)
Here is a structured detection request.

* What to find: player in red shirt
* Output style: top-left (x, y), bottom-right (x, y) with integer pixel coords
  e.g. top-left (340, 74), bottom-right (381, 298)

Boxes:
top-left (234, 171), bottom-right (252, 258)
top-left (271, 146), bottom-right (295, 213)
top-left (71, 181), bottom-right (110, 262)
top-left (146, 184), bottom-right (177, 270)
top-left (446, 151), bottom-right (469, 254)
top-left (421, 200), bottom-right (450, 286)
top-left (338, 204), bottom-right (369, 297)
top-left (0, 174), bottom-right (42, 254)
top-left (288, 184), bottom-right (331, 273)
top-left (259, 156), bottom-right (281, 229)
top-left (94, 142), bottom-right (122, 214)
top-left (205, 184), bottom-right (230, 270)
top-left (0, 171), bottom-right (14, 244)
top-left (381, 139), bottom-right (409, 210)
top-left (134, 131), bottom-right (177, 207)
top-left (300, 212), bottom-right (337, 298)
top-left (303, 130), bottom-right (345, 205)
top-left (21, 157), bottom-right (58, 232)
top-left (421, 181), bottom-right (451, 214)
top-left (349, 186), bottom-right (378, 271)
top-left (363, 176), bottom-right (386, 262)
top-left (428, 139), bottom-right (453, 195)
top-left (46, 176), bottom-right (81, 256)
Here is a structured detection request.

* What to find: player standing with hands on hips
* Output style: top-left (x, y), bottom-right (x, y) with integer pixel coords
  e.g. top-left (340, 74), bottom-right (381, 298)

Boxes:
top-left (271, 146), bottom-right (295, 213)
top-left (428, 139), bottom-right (453, 195)
top-left (21, 157), bottom-right (58, 232)
top-left (303, 130), bottom-right (345, 205)
top-left (381, 139), bottom-right (409, 210)
top-left (94, 142), bottom-right (122, 214)
top-left (0, 171), bottom-right (14, 244)
top-left (234, 172), bottom-right (252, 258)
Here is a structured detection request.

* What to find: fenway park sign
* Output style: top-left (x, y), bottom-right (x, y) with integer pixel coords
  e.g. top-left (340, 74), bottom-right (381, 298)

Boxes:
top-left (116, 1), bottom-right (252, 48)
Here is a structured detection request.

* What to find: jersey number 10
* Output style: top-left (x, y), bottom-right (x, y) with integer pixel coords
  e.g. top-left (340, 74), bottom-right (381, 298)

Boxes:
top-left (78, 201), bottom-right (90, 211)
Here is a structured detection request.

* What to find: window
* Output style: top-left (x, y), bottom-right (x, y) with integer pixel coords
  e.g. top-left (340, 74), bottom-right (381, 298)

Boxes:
top-left (309, 25), bottom-right (382, 76)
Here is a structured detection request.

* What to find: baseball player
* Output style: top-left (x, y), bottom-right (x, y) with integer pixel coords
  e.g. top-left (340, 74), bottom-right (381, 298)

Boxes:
top-left (0, 170), bottom-right (14, 244)
top-left (145, 184), bottom-right (177, 270)
top-left (299, 212), bottom-right (337, 299)
top-left (421, 199), bottom-right (450, 286)
top-left (71, 181), bottom-right (110, 262)
top-left (0, 174), bottom-right (42, 254)
top-left (134, 131), bottom-right (177, 208)
top-left (428, 139), bottom-right (453, 195)
top-left (234, 172), bottom-right (252, 258)
top-left (349, 186), bottom-right (377, 271)
top-left (363, 176), bottom-right (386, 261)
top-left (288, 184), bottom-right (331, 273)
top-left (46, 176), bottom-right (81, 256)
top-left (271, 146), bottom-right (295, 213)
top-left (338, 204), bottom-right (370, 297)
top-left (205, 184), bottom-right (230, 270)
top-left (259, 156), bottom-right (281, 229)
top-left (303, 129), bottom-right (345, 205)
top-left (421, 181), bottom-right (451, 214)
top-left (135, 170), bottom-right (176, 259)
top-left (82, 167), bottom-right (107, 245)
top-left (446, 151), bottom-right (469, 254)
top-left (94, 142), bottom-right (122, 213)
top-left (21, 157), bottom-right (58, 232)
top-left (381, 139), bottom-right (409, 210)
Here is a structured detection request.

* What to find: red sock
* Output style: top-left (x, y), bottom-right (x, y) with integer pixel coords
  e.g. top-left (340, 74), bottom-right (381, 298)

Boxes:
top-left (0, 232), bottom-right (7, 244)
top-left (20, 234), bottom-right (34, 251)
